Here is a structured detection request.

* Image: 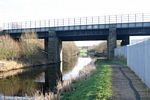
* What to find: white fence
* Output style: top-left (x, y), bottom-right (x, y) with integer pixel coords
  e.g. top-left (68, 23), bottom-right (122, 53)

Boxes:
top-left (115, 46), bottom-right (127, 59)
top-left (115, 40), bottom-right (150, 88)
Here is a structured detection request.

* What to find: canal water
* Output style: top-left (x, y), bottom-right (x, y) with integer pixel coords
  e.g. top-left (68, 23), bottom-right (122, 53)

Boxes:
top-left (0, 57), bottom-right (92, 97)
top-left (63, 57), bottom-right (92, 80)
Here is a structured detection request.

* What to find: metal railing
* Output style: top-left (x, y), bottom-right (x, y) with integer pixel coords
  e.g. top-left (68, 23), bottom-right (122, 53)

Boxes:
top-left (2, 13), bottom-right (150, 30)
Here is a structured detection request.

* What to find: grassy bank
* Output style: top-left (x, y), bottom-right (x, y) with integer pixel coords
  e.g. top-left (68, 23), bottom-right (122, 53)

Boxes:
top-left (61, 59), bottom-right (112, 100)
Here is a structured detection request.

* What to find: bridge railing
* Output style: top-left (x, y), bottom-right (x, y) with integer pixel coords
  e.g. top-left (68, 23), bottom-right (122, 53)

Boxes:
top-left (2, 13), bottom-right (150, 30)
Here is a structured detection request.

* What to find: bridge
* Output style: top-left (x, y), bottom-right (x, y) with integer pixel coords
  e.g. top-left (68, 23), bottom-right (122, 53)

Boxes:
top-left (1, 13), bottom-right (150, 60)
top-left (1, 13), bottom-right (150, 90)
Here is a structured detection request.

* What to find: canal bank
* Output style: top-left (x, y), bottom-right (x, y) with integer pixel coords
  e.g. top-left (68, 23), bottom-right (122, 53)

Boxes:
top-left (61, 59), bottom-right (112, 100)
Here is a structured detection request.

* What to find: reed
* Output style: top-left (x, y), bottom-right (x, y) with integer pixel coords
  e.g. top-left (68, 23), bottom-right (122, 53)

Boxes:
top-left (0, 35), bottom-right (20, 60)
top-left (0, 32), bottom-right (47, 72)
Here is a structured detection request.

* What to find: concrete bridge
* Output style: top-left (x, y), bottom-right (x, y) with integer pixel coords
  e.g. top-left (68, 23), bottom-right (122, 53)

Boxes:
top-left (1, 13), bottom-right (150, 90)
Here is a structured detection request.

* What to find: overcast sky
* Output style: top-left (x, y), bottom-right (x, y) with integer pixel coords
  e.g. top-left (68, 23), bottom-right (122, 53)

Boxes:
top-left (0, 0), bottom-right (150, 46)
top-left (1, 0), bottom-right (150, 22)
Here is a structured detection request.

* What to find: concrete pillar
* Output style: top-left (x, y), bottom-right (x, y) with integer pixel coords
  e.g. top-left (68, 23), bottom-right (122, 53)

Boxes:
top-left (44, 31), bottom-right (62, 92)
top-left (107, 27), bottom-right (117, 60)
top-left (45, 31), bottom-right (62, 63)
top-left (121, 36), bottom-right (130, 46)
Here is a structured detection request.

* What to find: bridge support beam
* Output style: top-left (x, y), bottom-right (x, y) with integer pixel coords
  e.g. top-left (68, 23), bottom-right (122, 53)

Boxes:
top-left (44, 31), bottom-right (62, 92)
top-left (107, 27), bottom-right (117, 60)
top-left (121, 36), bottom-right (130, 46)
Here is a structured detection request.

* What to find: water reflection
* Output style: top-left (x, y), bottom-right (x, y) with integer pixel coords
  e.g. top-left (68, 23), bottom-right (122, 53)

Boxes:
top-left (44, 63), bottom-right (62, 92)
top-left (62, 55), bottom-right (78, 74)
top-left (0, 66), bottom-right (46, 96)
top-left (63, 57), bottom-right (92, 80)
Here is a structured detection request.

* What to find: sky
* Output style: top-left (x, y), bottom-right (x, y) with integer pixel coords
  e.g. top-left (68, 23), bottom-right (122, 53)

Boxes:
top-left (0, 0), bottom-right (150, 46)
top-left (0, 0), bottom-right (149, 22)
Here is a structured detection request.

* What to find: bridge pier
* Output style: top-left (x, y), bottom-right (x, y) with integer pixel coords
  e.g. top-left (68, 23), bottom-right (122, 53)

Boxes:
top-left (45, 31), bottom-right (62, 63)
top-left (44, 31), bottom-right (62, 91)
top-left (107, 27), bottom-right (117, 60)
top-left (121, 36), bottom-right (130, 46)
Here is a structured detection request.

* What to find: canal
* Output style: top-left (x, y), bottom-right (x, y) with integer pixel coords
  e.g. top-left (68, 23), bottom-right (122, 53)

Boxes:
top-left (0, 57), bottom-right (92, 97)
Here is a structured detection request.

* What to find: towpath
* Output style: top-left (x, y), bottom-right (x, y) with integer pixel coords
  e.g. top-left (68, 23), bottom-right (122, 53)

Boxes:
top-left (110, 64), bottom-right (150, 100)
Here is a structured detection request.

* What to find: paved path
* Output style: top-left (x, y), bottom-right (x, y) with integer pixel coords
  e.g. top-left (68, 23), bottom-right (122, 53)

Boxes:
top-left (110, 64), bottom-right (150, 100)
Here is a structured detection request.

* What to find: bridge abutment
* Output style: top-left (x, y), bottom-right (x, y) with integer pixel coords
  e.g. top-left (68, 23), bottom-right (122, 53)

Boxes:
top-left (107, 27), bottom-right (117, 60)
top-left (44, 31), bottom-right (62, 91)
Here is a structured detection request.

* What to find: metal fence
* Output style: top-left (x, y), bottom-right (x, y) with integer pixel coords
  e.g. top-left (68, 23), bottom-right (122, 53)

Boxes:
top-left (115, 39), bottom-right (150, 88)
top-left (2, 13), bottom-right (150, 30)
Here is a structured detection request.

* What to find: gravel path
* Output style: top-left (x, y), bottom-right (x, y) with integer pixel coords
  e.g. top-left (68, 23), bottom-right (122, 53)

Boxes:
top-left (110, 64), bottom-right (150, 100)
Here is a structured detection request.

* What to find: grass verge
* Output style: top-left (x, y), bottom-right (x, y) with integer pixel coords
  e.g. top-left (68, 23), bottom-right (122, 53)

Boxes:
top-left (61, 59), bottom-right (112, 100)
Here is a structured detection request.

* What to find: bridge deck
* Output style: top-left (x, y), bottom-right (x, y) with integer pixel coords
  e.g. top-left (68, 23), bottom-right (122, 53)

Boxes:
top-left (2, 22), bottom-right (150, 34)
top-left (1, 14), bottom-right (150, 41)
